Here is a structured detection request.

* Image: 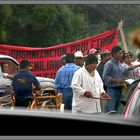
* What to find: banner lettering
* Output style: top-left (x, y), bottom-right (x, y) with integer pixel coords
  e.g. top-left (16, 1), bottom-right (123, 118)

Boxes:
top-left (0, 28), bottom-right (118, 79)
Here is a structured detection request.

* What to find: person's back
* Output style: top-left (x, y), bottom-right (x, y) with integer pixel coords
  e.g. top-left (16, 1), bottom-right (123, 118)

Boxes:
top-left (13, 71), bottom-right (38, 98)
top-left (55, 53), bottom-right (79, 110)
top-left (12, 60), bottom-right (41, 107)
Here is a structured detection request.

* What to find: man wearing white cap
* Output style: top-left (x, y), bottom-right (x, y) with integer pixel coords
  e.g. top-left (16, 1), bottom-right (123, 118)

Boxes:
top-left (74, 51), bottom-right (84, 67)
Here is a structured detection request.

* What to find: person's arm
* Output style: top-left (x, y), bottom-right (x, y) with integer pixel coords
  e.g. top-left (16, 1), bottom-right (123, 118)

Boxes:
top-left (32, 76), bottom-right (41, 96)
top-left (103, 62), bottom-right (125, 85)
top-left (102, 62), bottom-right (112, 84)
top-left (2, 73), bottom-right (14, 79)
top-left (71, 71), bottom-right (87, 97)
top-left (55, 70), bottom-right (63, 93)
top-left (7, 74), bottom-right (14, 79)
top-left (127, 64), bottom-right (140, 71)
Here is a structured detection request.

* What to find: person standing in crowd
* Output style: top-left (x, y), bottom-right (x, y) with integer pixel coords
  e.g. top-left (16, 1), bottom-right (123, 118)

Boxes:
top-left (97, 50), bottom-right (111, 86)
top-left (71, 54), bottom-right (110, 113)
top-left (74, 51), bottom-right (84, 67)
top-left (132, 52), bottom-right (140, 79)
top-left (88, 48), bottom-right (102, 64)
top-left (55, 53), bottom-right (80, 111)
top-left (96, 50), bottom-right (111, 112)
top-left (60, 54), bottom-right (66, 66)
top-left (102, 46), bottom-right (125, 113)
top-left (11, 60), bottom-right (41, 107)
top-left (121, 52), bottom-right (140, 80)
top-left (103, 46), bottom-right (139, 113)
top-left (1, 62), bottom-right (14, 79)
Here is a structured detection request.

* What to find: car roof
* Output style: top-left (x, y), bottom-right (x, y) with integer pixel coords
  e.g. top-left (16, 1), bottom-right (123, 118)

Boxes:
top-left (0, 54), bottom-right (19, 64)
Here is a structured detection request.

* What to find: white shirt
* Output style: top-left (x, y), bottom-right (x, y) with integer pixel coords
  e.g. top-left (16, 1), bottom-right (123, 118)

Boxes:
top-left (2, 73), bottom-right (8, 78)
top-left (71, 67), bottom-right (105, 113)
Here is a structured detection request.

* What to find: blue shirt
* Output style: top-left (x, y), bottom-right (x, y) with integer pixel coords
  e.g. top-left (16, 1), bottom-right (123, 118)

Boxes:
top-left (12, 70), bottom-right (40, 98)
top-left (55, 63), bottom-right (80, 93)
top-left (102, 59), bottom-right (125, 87)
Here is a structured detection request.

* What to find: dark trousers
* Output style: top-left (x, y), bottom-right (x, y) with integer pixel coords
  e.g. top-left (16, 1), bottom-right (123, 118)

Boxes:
top-left (62, 88), bottom-right (73, 110)
top-left (15, 98), bottom-right (33, 107)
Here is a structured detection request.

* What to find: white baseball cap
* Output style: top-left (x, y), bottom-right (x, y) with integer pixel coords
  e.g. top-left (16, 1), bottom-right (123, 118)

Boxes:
top-left (74, 51), bottom-right (84, 58)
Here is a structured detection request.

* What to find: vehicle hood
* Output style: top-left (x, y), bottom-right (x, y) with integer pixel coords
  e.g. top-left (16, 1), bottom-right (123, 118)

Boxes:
top-left (36, 77), bottom-right (55, 88)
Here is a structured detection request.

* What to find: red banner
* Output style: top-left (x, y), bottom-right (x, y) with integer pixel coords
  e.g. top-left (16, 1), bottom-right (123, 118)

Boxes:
top-left (0, 28), bottom-right (118, 79)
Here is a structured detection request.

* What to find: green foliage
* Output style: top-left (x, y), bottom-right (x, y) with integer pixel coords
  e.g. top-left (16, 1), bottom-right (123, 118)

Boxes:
top-left (5, 5), bottom-right (87, 47)
top-left (0, 4), bottom-right (140, 49)
top-left (0, 5), bottom-right (12, 43)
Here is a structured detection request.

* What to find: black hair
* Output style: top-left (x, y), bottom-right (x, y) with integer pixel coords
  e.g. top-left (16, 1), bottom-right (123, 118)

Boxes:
top-left (20, 60), bottom-right (31, 69)
top-left (1, 62), bottom-right (9, 67)
top-left (111, 46), bottom-right (122, 54)
top-left (60, 54), bottom-right (66, 63)
top-left (95, 47), bottom-right (102, 52)
top-left (1, 62), bottom-right (9, 71)
top-left (65, 53), bottom-right (75, 63)
top-left (122, 52), bottom-right (131, 60)
top-left (85, 54), bottom-right (98, 66)
top-left (100, 53), bottom-right (110, 60)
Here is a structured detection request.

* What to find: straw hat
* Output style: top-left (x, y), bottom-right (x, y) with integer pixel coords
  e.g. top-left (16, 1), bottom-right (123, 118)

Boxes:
top-left (74, 51), bottom-right (84, 58)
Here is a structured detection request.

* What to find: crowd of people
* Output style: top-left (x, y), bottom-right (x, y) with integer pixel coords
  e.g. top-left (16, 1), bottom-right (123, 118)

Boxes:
top-left (55, 46), bottom-right (140, 114)
top-left (1, 46), bottom-right (140, 113)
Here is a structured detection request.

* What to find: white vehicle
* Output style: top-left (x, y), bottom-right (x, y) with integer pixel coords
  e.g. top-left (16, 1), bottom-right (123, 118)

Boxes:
top-left (0, 54), bottom-right (55, 96)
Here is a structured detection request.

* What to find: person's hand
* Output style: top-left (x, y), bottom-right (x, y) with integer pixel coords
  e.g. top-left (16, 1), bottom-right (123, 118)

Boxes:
top-left (32, 87), bottom-right (41, 96)
top-left (84, 91), bottom-right (93, 98)
top-left (117, 79), bottom-right (125, 84)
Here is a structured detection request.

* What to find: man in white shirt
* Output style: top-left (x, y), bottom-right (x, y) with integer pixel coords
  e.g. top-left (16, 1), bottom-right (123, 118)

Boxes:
top-left (71, 54), bottom-right (110, 113)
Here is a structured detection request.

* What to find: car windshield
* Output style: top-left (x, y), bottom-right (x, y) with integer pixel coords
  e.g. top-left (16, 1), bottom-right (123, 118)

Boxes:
top-left (0, 2), bottom-right (140, 136)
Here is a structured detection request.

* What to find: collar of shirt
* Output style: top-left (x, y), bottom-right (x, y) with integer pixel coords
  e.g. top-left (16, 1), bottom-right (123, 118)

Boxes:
top-left (83, 66), bottom-right (95, 77)
top-left (112, 58), bottom-right (120, 64)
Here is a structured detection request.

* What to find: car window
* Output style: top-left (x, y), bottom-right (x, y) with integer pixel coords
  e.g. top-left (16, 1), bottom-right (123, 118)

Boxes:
top-left (0, 59), bottom-right (18, 78)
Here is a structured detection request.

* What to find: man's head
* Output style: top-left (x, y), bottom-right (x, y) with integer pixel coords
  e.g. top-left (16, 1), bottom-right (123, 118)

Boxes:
top-left (60, 54), bottom-right (66, 66)
top-left (111, 46), bottom-right (123, 61)
top-left (20, 60), bottom-right (31, 70)
top-left (100, 50), bottom-right (111, 63)
top-left (74, 51), bottom-right (84, 67)
top-left (85, 54), bottom-right (98, 71)
top-left (1, 62), bottom-right (10, 73)
top-left (65, 53), bottom-right (75, 63)
top-left (122, 53), bottom-right (132, 64)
